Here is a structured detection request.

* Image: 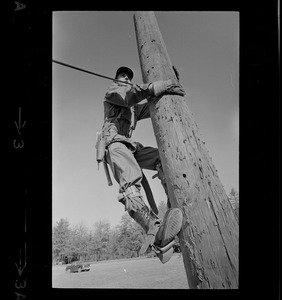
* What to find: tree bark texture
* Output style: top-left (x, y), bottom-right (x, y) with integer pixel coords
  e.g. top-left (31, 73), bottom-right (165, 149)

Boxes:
top-left (133, 11), bottom-right (239, 289)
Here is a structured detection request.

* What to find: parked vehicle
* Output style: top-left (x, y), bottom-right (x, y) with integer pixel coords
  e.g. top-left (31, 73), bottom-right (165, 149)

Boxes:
top-left (65, 261), bottom-right (90, 273)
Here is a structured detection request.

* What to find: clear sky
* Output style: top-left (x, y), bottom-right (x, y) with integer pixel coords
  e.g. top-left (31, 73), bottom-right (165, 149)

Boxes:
top-left (52, 11), bottom-right (239, 229)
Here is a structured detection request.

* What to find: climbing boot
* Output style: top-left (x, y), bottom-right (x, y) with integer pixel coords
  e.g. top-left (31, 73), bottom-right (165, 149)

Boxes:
top-left (152, 208), bottom-right (183, 263)
top-left (118, 186), bottom-right (183, 263)
top-left (118, 186), bottom-right (162, 254)
top-left (129, 206), bottom-right (162, 254)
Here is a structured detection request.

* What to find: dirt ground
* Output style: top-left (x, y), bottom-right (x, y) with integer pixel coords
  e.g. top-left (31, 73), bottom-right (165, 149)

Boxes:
top-left (52, 253), bottom-right (189, 289)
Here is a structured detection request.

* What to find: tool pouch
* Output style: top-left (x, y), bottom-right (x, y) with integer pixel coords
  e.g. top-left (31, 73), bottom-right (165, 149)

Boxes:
top-left (96, 131), bottom-right (113, 186)
top-left (95, 131), bottom-right (105, 165)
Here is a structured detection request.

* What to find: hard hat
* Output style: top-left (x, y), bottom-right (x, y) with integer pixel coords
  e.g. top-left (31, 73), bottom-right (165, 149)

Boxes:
top-left (115, 66), bottom-right (134, 80)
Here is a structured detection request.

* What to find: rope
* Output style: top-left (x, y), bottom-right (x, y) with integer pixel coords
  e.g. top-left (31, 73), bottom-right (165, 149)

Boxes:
top-left (52, 60), bottom-right (133, 86)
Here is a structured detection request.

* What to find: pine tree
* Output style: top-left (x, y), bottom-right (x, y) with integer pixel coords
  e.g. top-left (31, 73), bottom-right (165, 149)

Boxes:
top-left (52, 218), bottom-right (71, 263)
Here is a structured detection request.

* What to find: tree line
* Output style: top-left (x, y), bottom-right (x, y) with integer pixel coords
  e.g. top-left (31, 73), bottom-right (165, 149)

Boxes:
top-left (53, 190), bottom-right (239, 264)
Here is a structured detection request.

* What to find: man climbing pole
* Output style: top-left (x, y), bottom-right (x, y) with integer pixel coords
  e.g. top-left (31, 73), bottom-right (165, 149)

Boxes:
top-left (96, 66), bottom-right (186, 263)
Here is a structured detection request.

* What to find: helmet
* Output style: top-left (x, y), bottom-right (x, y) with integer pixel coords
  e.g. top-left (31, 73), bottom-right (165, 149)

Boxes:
top-left (115, 66), bottom-right (134, 80)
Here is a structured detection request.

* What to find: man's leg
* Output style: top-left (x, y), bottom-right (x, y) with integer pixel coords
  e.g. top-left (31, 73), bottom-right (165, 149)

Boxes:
top-left (134, 146), bottom-right (170, 208)
top-left (107, 142), bottom-right (182, 263)
top-left (133, 145), bottom-right (159, 171)
top-left (134, 145), bottom-right (183, 263)
top-left (106, 142), bottom-right (142, 192)
top-left (106, 142), bottom-right (161, 252)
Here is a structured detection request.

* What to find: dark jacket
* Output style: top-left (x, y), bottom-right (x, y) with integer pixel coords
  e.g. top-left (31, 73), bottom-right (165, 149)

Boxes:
top-left (102, 81), bottom-right (152, 151)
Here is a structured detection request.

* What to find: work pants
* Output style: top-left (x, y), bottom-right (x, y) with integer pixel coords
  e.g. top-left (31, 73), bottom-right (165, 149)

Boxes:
top-left (105, 142), bottom-right (160, 193)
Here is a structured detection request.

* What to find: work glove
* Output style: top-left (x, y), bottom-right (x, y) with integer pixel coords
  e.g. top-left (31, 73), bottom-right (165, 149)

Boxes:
top-left (149, 80), bottom-right (186, 97)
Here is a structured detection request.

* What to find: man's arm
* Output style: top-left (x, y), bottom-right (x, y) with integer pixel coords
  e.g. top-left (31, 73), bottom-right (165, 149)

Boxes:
top-left (105, 82), bottom-right (151, 107)
top-left (105, 79), bottom-right (185, 107)
top-left (136, 101), bottom-right (150, 121)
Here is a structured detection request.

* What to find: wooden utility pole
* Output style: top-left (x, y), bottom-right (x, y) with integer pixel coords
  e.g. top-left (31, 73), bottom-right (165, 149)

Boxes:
top-left (133, 11), bottom-right (238, 289)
